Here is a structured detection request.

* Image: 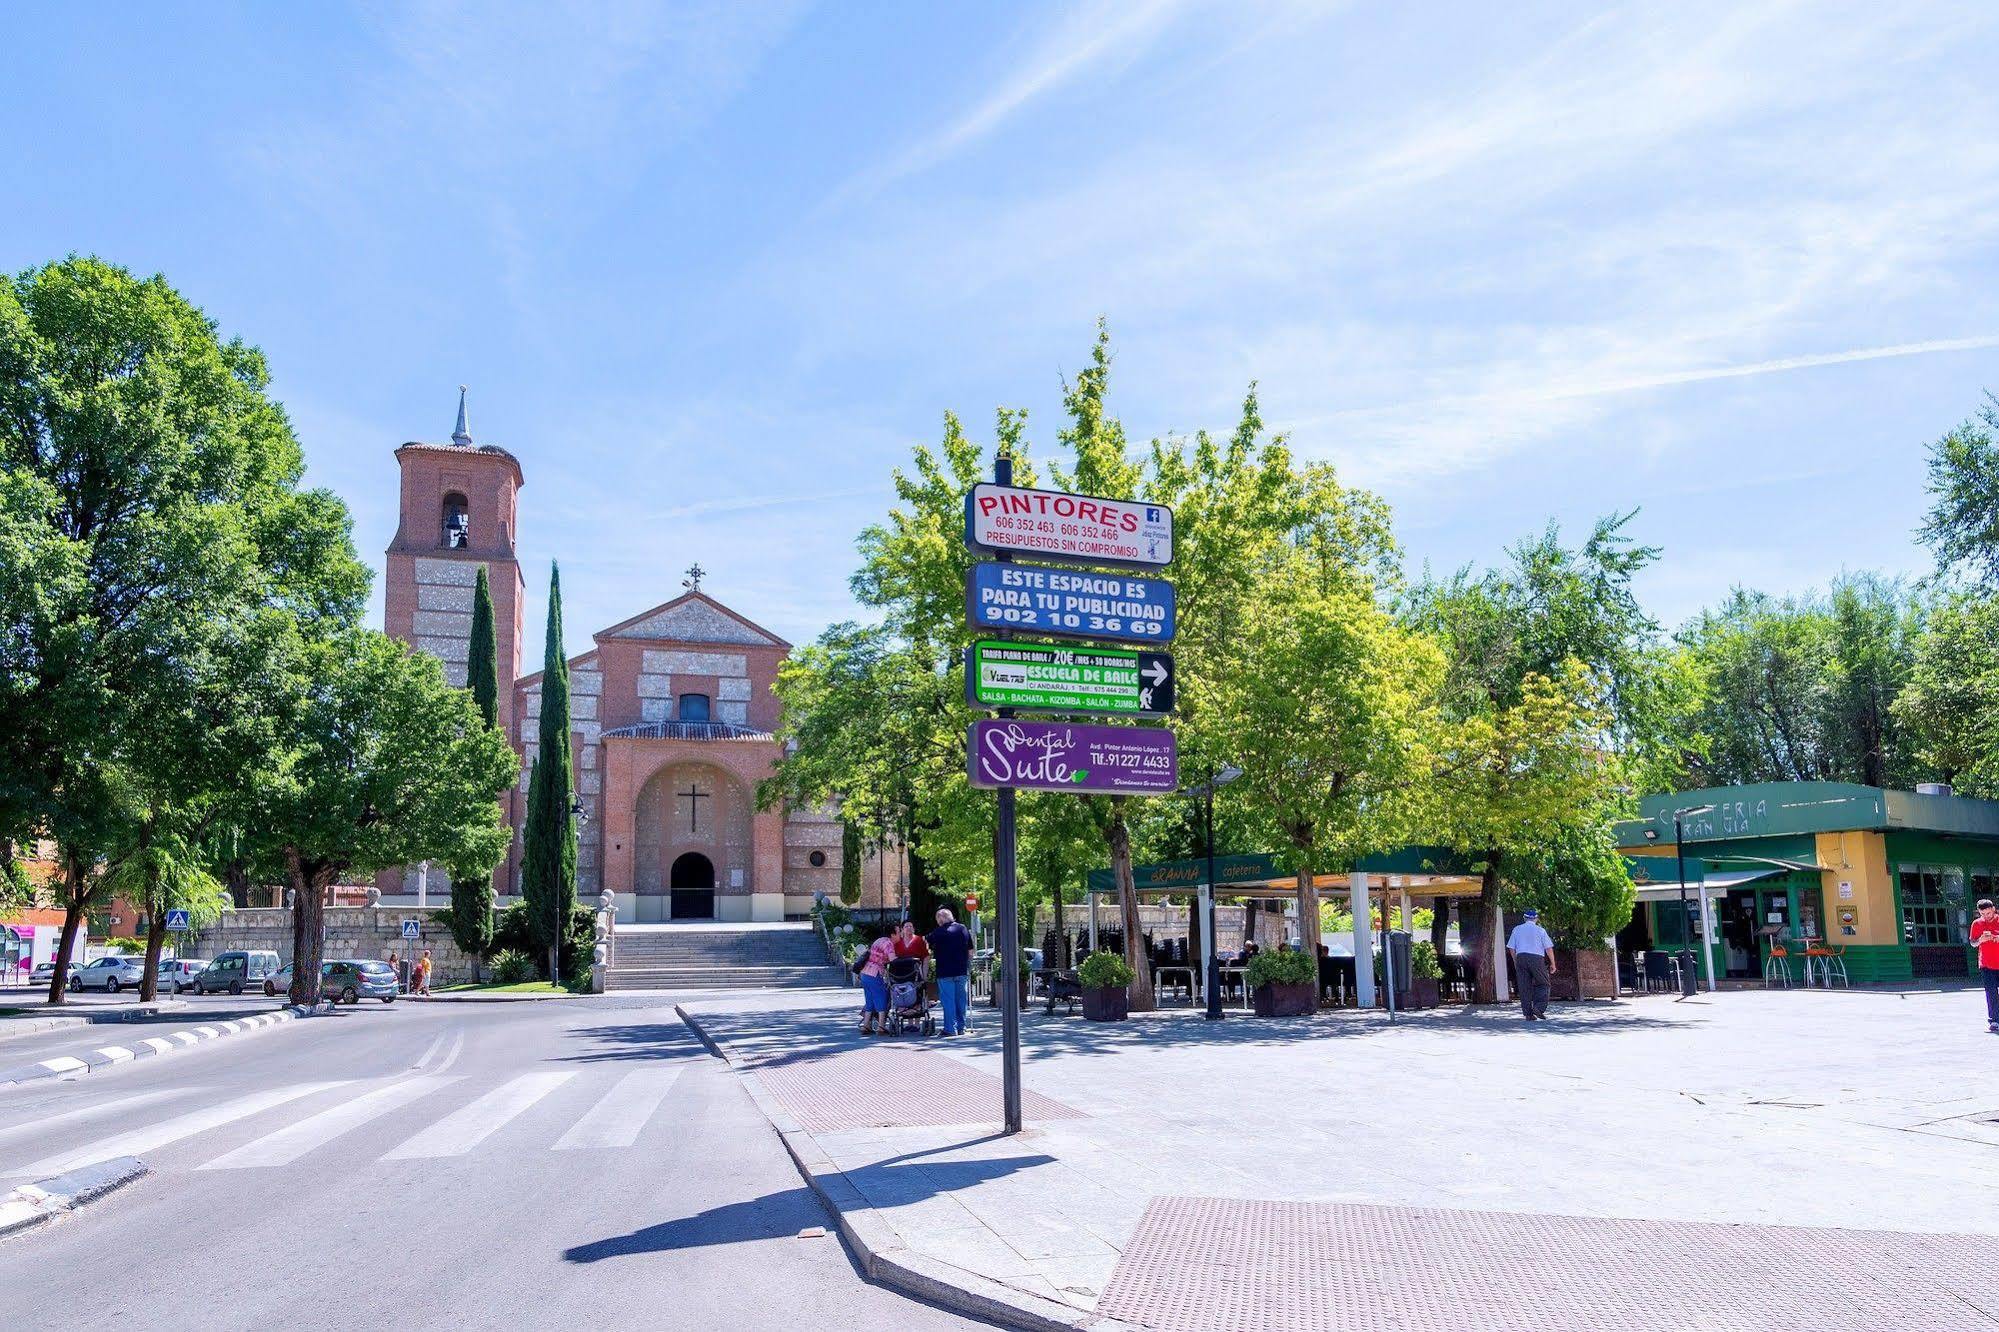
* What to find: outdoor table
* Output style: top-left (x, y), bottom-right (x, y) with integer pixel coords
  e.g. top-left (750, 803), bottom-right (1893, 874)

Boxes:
top-left (1217, 964), bottom-right (1252, 1010)
top-left (1155, 964), bottom-right (1195, 1002)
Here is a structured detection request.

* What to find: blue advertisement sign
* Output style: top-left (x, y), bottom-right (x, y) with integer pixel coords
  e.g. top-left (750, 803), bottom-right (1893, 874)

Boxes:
top-left (965, 562), bottom-right (1175, 644)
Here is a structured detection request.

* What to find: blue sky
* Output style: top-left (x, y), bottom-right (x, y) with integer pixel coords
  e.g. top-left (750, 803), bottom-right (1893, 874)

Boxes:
top-left (8, 2), bottom-right (1998, 655)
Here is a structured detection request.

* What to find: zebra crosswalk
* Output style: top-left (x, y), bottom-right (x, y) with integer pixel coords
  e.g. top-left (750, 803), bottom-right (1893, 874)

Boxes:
top-left (2, 1064), bottom-right (696, 1179)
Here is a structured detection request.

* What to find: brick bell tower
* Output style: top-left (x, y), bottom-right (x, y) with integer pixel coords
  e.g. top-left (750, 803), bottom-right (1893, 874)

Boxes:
top-left (380, 387), bottom-right (527, 899)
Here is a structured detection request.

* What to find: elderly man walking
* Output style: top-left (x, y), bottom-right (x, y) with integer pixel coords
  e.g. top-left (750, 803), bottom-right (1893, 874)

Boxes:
top-left (1506, 909), bottom-right (1556, 1021)
top-left (928, 907), bottom-right (974, 1038)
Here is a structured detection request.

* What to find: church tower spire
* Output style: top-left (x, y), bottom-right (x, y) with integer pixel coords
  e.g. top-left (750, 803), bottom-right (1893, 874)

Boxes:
top-left (452, 384), bottom-right (473, 446)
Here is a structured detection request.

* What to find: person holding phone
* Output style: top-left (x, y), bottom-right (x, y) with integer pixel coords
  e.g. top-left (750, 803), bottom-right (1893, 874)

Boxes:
top-left (1971, 898), bottom-right (1999, 1034)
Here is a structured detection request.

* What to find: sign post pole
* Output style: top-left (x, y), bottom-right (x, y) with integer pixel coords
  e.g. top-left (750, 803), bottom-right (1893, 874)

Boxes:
top-left (993, 454), bottom-right (1024, 1136)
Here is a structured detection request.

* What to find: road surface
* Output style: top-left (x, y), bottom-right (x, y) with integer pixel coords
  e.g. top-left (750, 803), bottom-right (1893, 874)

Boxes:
top-left (0, 994), bottom-right (987, 1330)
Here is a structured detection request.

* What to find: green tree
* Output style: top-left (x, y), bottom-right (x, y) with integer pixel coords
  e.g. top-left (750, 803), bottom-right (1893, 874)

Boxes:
top-left (1499, 815), bottom-right (1637, 950)
top-left (1918, 394), bottom-right (1999, 584)
top-left (1672, 575), bottom-right (1924, 789)
top-left (520, 563), bottom-right (576, 978)
top-left (0, 256), bottom-right (366, 1003)
top-left (1407, 518), bottom-right (1662, 1001)
top-left (1204, 536), bottom-right (1443, 963)
top-left (839, 818), bottom-right (863, 905)
top-left (253, 628), bottom-right (515, 1004)
top-left (449, 564), bottom-right (501, 968)
top-left (1900, 594), bottom-right (1999, 796)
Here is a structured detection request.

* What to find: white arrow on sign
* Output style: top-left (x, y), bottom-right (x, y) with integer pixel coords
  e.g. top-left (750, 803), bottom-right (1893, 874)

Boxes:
top-left (1142, 659), bottom-right (1170, 686)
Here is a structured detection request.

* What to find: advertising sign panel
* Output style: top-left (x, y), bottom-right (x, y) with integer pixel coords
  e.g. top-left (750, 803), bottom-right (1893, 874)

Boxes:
top-left (967, 720), bottom-right (1178, 794)
top-left (964, 483), bottom-right (1172, 568)
top-left (966, 640), bottom-right (1173, 716)
top-left (965, 561), bottom-right (1174, 643)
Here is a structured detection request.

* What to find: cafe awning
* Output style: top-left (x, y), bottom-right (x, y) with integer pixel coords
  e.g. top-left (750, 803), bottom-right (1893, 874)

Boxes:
top-left (1629, 866), bottom-right (1790, 903)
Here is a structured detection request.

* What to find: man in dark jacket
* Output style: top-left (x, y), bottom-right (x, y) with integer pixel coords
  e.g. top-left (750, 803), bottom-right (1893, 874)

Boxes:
top-left (928, 908), bottom-right (974, 1037)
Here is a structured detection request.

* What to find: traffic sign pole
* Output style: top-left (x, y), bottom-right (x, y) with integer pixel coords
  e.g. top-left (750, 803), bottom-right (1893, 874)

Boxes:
top-left (993, 454), bottom-right (1024, 1137)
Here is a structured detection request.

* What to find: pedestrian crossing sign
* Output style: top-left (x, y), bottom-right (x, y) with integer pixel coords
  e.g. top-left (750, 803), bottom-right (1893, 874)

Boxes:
top-left (401, 918), bottom-right (422, 940)
top-left (164, 909), bottom-right (191, 931)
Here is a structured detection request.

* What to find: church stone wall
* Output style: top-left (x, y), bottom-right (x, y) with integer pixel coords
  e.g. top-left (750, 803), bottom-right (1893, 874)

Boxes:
top-left (191, 908), bottom-right (478, 985)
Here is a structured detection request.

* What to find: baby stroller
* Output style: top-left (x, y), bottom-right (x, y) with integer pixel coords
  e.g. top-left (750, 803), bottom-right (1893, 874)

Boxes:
top-left (882, 956), bottom-right (937, 1037)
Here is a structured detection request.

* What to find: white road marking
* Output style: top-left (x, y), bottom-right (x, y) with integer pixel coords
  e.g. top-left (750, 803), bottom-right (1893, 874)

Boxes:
top-left (0, 1088), bottom-right (193, 1150)
top-left (200, 1077), bottom-right (461, 1170)
top-left (7, 1081), bottom-right (347, 1177)
top-left (411, 1027), bottom-right (464, 1073)
top-left (382, 1071), bottom-right (573, 1159)
top-left (553, 1069), bottom-right (682, 1151)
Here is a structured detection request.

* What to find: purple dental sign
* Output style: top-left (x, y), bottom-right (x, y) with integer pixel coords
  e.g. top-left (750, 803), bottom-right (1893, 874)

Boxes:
top-left (967, 720), bottom-right (1178, 795)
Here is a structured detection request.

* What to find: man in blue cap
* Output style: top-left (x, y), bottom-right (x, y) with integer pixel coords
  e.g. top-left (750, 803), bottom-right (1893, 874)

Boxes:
top-left (1506, 909), bottom-right (1556, 1020)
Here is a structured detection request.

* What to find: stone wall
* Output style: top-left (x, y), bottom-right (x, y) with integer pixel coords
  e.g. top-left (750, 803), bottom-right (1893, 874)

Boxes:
top-left (190, 908), bottom-right (479, 985)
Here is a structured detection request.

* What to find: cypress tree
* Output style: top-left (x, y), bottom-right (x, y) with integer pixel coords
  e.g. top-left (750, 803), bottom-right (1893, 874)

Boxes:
top-left (466, 565), bottom-right (498, 729)
top-left (449, 564), bottom-right (500, 966)
top-left (520, 563), bottom-right (577, 978)
top-left (839, 819), bottom-right (862, 906)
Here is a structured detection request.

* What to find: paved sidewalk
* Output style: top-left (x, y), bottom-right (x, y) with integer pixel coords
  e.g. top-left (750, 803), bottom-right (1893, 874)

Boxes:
top-left (683, 987), bottom-right (1999, 1330)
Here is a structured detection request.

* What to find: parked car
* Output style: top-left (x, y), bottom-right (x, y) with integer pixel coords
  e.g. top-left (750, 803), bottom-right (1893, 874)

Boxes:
top-left (156, 959), bottom-right (206, 993)
top-left (70, 955), bottom-right (148, 993)
top-left (265, 959), bottom-right (398, 1004)
top-left (29, 960), bottom-right (76, 988)
top-left (193, 950), bottom-right (281, 996)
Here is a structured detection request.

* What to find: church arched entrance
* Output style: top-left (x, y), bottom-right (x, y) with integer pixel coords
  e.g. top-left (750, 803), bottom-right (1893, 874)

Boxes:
top-left (670, 852), bottom-right (715, 920)
top-left (633, 760), bottom-right (752, 923)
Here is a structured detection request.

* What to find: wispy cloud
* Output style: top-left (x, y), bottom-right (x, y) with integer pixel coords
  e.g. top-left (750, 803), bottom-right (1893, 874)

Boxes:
top-left (1293, 335), bottom-right (1999, 430)
top-left (837, 0), bottom-right (1188, 200)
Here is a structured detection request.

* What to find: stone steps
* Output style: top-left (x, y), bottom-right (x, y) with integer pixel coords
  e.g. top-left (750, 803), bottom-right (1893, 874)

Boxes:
top-left (604, 924), bottom-right (838, 990)
top-left (603, 965), bottom-right (837, 991)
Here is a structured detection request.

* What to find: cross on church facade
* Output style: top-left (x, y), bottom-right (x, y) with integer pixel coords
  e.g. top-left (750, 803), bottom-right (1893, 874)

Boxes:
top-left (680, 783), bottom-right (709, 832)
top-left (682, 563), bottom-right (706, 594)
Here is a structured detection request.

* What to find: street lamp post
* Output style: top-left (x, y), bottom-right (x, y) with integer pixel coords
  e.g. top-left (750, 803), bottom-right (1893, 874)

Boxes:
top-left (1183, 764), bottom-right (1242, 1022)
top-left (1672, 803), bottom-right (1714, 999)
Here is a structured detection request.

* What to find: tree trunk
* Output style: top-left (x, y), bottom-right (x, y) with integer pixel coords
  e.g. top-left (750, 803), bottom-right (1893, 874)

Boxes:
top-left (1051, 879), bottom-right (1068, 970)
top-left (1471, 853), bottom-right (1503, 1003)
top-left (136, 824), bottom-right (162, 1003)
top-left (223, 857), bottom-right (252, 909)
top-left (1292, 825), bottom-right (1321, 961)
top-left (1430, 896), bottom-right (1450, 957)
top-left (285, 848), bottom-right (331, 1006)
top-left (47, 845), bottom-right (93, 1006)
top-left (1108, 798), bottom-right (1154, 1012)
top-left (1244, 899), bottom-right (1259, 951)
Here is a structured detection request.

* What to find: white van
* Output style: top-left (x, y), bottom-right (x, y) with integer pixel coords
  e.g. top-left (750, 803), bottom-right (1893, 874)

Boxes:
top-left (193, 950), bottom-right (282, 995)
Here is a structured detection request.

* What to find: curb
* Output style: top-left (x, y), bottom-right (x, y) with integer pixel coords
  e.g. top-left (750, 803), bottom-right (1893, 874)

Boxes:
top-left (0, 1156), bottom-right (149, 1238)
top-left (0, 1001), bottom-right (192, 1045)
top-left (0, 1006), bottom-right (321, 1087)
top-left (675, 1003), bottom-right (1136, 1332)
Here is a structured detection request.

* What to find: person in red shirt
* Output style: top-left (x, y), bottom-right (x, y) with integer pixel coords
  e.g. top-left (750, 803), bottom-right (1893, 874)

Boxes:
top-left (891, 919), bottom-right (930, 971)
top-left (1973, 898), bottom-right (1999, 1035)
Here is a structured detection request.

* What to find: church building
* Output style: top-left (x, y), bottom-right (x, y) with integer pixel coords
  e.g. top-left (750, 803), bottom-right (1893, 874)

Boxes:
top-left (380, 391), bottom-right (843, 921)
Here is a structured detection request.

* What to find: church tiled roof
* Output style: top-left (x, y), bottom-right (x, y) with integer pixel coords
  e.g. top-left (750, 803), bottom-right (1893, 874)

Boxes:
top-left (598, 721), bottom-right (774, 741)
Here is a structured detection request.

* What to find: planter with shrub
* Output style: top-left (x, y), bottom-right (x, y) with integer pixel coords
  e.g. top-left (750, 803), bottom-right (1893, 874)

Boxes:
top-left (1405, 940), bottom-right (1443, 1009)
top-left (1077, 949), bottom-right (1133, 1022)
top-left (1248, 948), bottom-right (1318, 1017)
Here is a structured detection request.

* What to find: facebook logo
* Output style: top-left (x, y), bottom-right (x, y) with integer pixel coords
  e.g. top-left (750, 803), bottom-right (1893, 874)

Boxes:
top-left (1146, 507), bottom-right (1159, 521)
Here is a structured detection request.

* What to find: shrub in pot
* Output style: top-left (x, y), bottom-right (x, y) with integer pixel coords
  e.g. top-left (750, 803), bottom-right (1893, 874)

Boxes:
top-left (1077, 949), bottom-right (1133, 1021)
top-left (1406, 941), bottom-right (1443, 1009)
top-left (1247, 948), bottom-right (1318, 1017)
